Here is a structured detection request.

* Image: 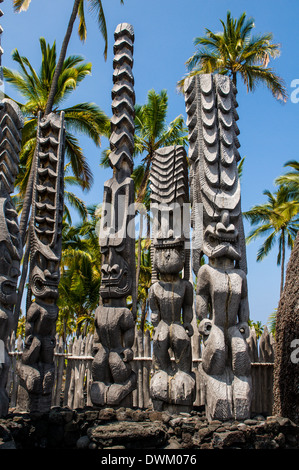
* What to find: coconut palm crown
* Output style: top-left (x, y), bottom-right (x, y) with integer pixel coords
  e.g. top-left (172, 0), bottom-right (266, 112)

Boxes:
top-left (3, 37), bottom-right (110, 195)
top-left (178, 11), bottom-right (287, 102)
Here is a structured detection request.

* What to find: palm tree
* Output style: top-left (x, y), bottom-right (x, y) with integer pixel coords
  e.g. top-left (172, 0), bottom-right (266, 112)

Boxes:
top-left (248, 320), bottom-right (264, 339)
top-left (244, 186), bottom-right (299, 294)
top-left (4, 37), bottom-right (110, 242)
top-left (12, 0), bottom-right (122, 257)
top-left (4, 39), bottom-right (109, 331)
top-left (275, 160), bottom-right (299, 198)
top-left (178, 10), bottom-right (287, 102)
top-left (58, 205), bottom-right (102, 338)
top-left (135, 238), bottom-right (152, 334)
top-left (13, 0), bottom-right (125, 115)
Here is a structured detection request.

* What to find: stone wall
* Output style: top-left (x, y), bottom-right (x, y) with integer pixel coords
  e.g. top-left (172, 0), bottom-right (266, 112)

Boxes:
top-left (1, 406), bottom-right (298, 449)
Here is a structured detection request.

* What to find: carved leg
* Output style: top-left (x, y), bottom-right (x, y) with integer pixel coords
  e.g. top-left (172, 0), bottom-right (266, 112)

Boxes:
top-left (200, 323), bottom-right (233, 421)
top-left (201, 323), bottom-right (226, 375)
top-left (109, 350), bottom-right (133, 383)
top-left (152, 320), bottom-right (172, 372)
top-left (90, 344), bottom-right (112, 406)
top-left (228, 323), bottom-right (252, 420)
top-left (91, 343), bottom-right (110, 382)
top-left (170, 323), bottom-right (192, 373)
top-left (106, 371), bottom-right (137, 406)
top-left (0, 350), bottom-right (10, 417)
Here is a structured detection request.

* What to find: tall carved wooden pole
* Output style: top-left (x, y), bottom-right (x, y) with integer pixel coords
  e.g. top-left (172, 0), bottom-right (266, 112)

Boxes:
top-left (0, 2), bottom-right (24, 417)
top-left (17, 112), bottom-right (65, 412)
top-left (149, 145), bottom-right (195, 413)
top-left (90, 23), bottom-right (137, 407)
top-left (184, 74), bottom-right (252, 421)
top-left (0, 99), bottom-right (23, 416)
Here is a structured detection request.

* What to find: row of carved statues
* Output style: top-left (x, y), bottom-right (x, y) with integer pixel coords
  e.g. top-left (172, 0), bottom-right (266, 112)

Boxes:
top-left (0, 22), bottom-right (252, 421)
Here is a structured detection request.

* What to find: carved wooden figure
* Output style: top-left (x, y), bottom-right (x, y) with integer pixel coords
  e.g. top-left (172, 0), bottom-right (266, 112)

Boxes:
top-left (0, 99), bottom-right (23, 417)
top-left (149, 145), bottom-right (195, 412)
top-left (17, 112), bottom-right (65, 412)
top-left (184, 74), bottom-right (252, 421)
top-left (90, 23), bottom-right (137, 407)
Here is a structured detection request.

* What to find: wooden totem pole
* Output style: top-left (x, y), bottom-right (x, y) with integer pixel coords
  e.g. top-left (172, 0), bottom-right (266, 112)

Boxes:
top-left (184, 74), bottom-right (252, 421)
top-left (0, 3), bottom-right (24, 417)
top-left (90, 23), bottom-right (137, 407)
top-left (17, 112), bottom-right (65, 412)
top-left (149, 145), bottom-right (195, 412)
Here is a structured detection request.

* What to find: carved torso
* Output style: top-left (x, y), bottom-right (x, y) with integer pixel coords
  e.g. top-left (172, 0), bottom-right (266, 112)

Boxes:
top-left (150, 278), bottom-right (192, 325)
top-left (95, 306), bottom-right (134, 352)
top-left (197, 264), bottom-right (247, 328)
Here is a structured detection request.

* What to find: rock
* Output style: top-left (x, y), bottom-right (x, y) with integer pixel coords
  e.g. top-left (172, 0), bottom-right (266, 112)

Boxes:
top-left (212, 430), bottom-right (246, 448)
top-left (76, 435), bottom-right (90, 449)
top-left (244, 419), bottom-right (258, 425)
top-left (98, 408), bottom-right (116, 421)
top-left (274, 433), bottom-right (286, 447)
top-left (164, 438), bottom-right (182, 449)
top-left (254, 435), bottom-right (279, 449)
top-left (88, 421), bottom-right (167, 449)
top-left (0, 438), bottom-right (16, 449)
top-left (88, 442), bottom-right (98, 450)
top-left (0, 423), bottom-right (16, 449)
top-left (85, 410), bottom-right (99, 421)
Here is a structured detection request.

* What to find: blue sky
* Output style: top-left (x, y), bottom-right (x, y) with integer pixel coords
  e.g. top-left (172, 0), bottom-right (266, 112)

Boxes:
top-left (2, 0), bottom-right (299, 327)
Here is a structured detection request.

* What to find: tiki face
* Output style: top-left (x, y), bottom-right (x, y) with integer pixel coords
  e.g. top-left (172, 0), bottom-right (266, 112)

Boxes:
top-left (0, 199), bottom-right (21, 306)
top-left (154, 241), bottom-right (185, 275)
top-left (202, 210), bottom-right (241, 261)
top-left (100, 246), bottom-right (132, 299)
top-left (0, 244), bottom-right (20, 305)
top-left (31, 251), bottom-right (60, 301)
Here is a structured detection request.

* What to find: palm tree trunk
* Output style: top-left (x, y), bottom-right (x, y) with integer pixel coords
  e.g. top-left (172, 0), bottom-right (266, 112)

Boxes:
top-left (140, 300), bottom-right (147, 335)
top-left (13, 234), bottom-right (30, 332)
top-left (136, 209), bottom-right (144, 300)
top-left (19, 146), bottom-right (38, 245)
top-left (136, 158), bottom-right (151, 203)
top-left (280, 229), bottom-right (286, 295)
top-left (44, 0), bottom-right (81, 116)
top-left (232, 72), bottom-right (237, 88)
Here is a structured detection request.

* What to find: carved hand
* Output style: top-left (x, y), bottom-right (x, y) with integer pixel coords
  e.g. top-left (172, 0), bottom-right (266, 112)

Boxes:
top-left (198, 318), bottom-right (212, 337)
top-left (122, 348), bottom-right (133, 363)
top-left (151, 312), bottom-right (160, 327)
top-left (183, 322), bottom-right (194, 337)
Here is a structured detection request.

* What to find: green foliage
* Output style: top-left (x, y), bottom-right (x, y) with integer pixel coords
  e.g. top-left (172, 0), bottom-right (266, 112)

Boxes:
top-left (16, 315), bottom-right (26, 338)
top-left (248, 320), bottom-right (264, 339)
top-left (267, 309), bottom-right (277, 338)
top-left (179, 10), bottom-right (287, 102)
top-left (57, 206), bottom-right (102, 338)
top-left (13, 0), bottom-right (125, 61)
top-left (3, 37), bottom-right (110, 195)
top-left (244, 183), bottom-right (299, 294)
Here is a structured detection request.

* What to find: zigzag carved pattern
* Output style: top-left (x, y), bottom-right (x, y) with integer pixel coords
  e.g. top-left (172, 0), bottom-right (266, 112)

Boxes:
top-left (31, 112), bottom-right (65, 252)
top-left (109, 23), bottom-right (135, 171)
top-left (0, 99), bottom-right (23, 194)
top-left (150, 145), bottom-right (189, 205)
top-left (184, 74), bottom-right (241, 220)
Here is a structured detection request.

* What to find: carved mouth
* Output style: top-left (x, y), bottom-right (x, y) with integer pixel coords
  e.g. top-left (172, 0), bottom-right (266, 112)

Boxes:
top-left (204, 242), bottom-right (241, 260)
top-left (2, 280), bottom-right (17, 295)
top-left (100, 269), bottom-right (132, 298)
top-left (32, 275), bottom-right (59, 297)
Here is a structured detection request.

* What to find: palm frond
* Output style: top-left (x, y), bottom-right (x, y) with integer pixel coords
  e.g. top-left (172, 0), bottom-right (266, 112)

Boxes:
top-left (13, 0), bottom-right (32, 12)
